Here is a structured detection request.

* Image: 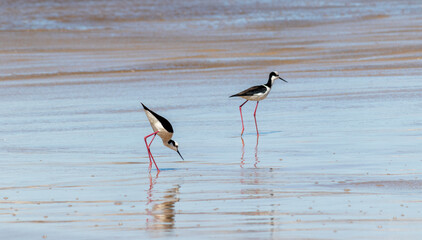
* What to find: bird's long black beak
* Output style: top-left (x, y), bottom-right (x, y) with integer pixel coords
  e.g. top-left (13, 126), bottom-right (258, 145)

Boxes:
top-left (177, 150), bottom-right (184, 161)
top-left (279, 77), bottom-right (288, 83)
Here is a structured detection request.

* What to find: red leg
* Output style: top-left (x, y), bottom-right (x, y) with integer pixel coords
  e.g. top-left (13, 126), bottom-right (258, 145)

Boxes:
top-left (253, 101), bottom-right (259, 136)
top-left (144, 131), bottom-right (160, 172)
top-left (144, 134), bottom-right (153, 170)
top-left (147, 133), bottom-right (159, 172)
top-left (148, 134), bottom-right (156, 148)
top-left (239, 100), bottom-right (248, 135)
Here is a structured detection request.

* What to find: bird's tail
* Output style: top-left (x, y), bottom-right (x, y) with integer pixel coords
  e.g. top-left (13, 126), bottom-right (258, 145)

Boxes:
top-left (229, 94), bottom-right (239, 98)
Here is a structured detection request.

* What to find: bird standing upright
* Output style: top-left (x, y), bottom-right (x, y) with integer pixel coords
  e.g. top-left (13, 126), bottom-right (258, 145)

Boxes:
top-left (141, 103), bottom-right (183, 172)
top-left (230, 71), bottom-right (287, 135)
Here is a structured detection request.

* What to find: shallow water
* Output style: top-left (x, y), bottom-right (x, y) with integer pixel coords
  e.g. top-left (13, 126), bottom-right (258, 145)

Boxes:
top-left (1, 0), bottom-right (422, 239)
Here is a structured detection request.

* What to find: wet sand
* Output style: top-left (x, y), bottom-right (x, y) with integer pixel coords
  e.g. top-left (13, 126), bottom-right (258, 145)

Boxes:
top-left (1, 0), bottom-right (422, 239)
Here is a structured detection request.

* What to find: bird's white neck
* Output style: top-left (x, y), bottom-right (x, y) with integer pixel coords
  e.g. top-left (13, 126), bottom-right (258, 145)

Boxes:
top-left (266, 76), bottom-right (277, 88)
top-left (164, 139), bottom-right (178, 151)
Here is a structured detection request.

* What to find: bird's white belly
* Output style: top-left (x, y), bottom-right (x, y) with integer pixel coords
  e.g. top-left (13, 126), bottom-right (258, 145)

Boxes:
top-left (242, 89), bottom-right (270, 101)
top-left (145, 111), bottom-right (173, 141)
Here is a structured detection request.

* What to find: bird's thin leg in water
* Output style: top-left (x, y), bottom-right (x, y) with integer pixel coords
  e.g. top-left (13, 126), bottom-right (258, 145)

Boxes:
top-left (144, 131), bottom-right (160, 172)
top-left (239, 100), bottom-right (248, 135)
top-left (148, 133), bottom-right (159, 172)
top-left (144, 134), bottom-right (153, 170)
top-left (253, 101), bottom-right (260, 136)
top-left (148, 134), bottom-right (156, 148)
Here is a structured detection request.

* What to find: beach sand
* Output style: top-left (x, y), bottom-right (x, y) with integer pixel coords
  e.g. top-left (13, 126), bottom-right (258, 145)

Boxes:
top-left (1, 0), bottom-right (422, 239)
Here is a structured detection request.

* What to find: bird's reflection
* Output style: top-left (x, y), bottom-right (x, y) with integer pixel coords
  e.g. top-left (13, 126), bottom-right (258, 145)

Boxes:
top-left (239, 135), bottom-right (260, 168)
top-left (238, 136), bottom-right (277, 234)
top-left (254, 135), bottom-right (260, 168)
top-left (240, 137), bottom-right (245, 168)
top-left (146, 174), bottom-right (180, 231)
top-left (147, 172), bottom-right (159, 205)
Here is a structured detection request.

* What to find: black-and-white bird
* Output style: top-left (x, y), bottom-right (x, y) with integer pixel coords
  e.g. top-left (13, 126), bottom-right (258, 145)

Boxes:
top-left (230, 71), bottom-right (287, 135)
top-left (141, 103), bottom-right (183, 172)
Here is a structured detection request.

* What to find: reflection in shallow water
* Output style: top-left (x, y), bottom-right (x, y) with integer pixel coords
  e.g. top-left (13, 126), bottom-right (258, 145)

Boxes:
top-left (147, 172), bottom-right (159, 205)
top-left (240, 137), bottom-right (245, 168)
top-left (239, 135), bottom-right (260, 168)
top-left (239, 136), bottom-right (277, 236)
top-left (146, 175), bottom-right (180, 232)
top-left (254, 135), bottom-right (259, 168)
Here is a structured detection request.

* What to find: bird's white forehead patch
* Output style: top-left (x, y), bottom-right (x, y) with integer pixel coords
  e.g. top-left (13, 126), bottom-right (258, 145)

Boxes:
top-left (273, 71), bottom-right (279, 75)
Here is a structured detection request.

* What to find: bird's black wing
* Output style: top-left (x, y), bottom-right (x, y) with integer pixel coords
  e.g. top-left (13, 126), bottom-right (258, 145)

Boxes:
top-left (141, 103), bottom-right (174, 133)
top-left (230, 85), bottom-right (267, 97)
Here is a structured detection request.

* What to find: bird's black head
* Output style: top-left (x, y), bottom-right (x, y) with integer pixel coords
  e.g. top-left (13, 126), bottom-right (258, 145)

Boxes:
top-left (168, 139), bottom-right (184, 160)
top-left (269, 71), bottom-right (279, 79)
top-left (269, 71), bottom-right (287, 83)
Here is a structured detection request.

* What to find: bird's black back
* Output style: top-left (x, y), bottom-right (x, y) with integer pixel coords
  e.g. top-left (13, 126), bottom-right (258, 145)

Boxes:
top-left (141, 103), bottom-right (174, 133)
top-left (230, 85), bottom-right (267, 97)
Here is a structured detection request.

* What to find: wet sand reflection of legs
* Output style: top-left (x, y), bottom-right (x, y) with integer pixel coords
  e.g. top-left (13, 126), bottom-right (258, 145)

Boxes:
top-left (147, 172), bottom-right (159, 205)
top-left (239, 135), bottom-right (260, 168)
top-left (254, 135), bottom-right (259, 168)
top-left (240, 137), bottom-right (245, 168)
top-left (146, 176), bottom-right (180, 232)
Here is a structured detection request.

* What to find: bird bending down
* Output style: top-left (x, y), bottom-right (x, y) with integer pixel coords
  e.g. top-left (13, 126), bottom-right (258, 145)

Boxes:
top-left (141, 103), bottom-right (183, 172)
top-left (230, 71), bottom-right (287, 135)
